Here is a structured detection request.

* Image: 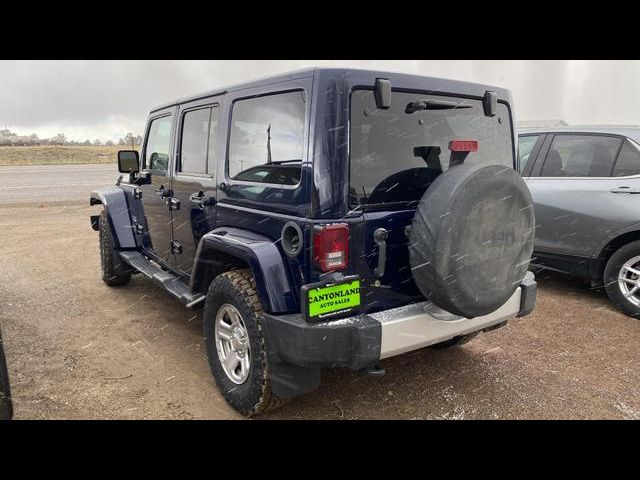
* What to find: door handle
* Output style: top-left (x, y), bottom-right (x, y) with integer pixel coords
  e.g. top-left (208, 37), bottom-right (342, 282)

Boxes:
top-left (611, 187), bottom-right (640, 194)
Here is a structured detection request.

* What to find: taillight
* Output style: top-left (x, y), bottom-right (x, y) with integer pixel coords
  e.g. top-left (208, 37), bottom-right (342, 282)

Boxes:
top-left (313, 223), bottom-right (349, 272)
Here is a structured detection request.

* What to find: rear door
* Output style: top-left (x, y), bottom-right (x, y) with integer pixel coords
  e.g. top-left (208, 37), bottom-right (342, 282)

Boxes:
top-left (169, 102), bottom-right (220, 277)
top-left (349, 89), bottom-right (515, 313)
top-left (524, 133), bottom-right (640, 272)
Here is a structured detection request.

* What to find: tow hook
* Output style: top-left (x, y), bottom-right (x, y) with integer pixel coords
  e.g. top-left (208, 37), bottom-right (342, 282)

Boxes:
top-left (361, 364), bottom-right (386, 377)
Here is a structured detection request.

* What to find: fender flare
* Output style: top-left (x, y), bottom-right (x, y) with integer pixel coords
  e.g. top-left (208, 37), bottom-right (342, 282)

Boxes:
top-left (191, 227), bottom-right (297, 314)
top-left (90, 187), bottom-right (136, 249)
top-left (591, 221), bottom-right (640, 259)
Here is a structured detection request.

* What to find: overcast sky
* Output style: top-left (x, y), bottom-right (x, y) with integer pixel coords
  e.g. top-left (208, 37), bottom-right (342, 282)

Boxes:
top-left (1, 60), bottom-right (640, 142)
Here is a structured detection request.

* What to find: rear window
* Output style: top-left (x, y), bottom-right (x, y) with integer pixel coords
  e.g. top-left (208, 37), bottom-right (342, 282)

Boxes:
top-left (349, 89), bottom-right (514, 207)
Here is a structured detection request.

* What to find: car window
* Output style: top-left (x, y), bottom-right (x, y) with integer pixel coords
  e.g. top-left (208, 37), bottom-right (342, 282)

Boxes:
top-left (350, 89), bottom-right (514, 207)
top-left (518, 135), bottom-right (539, 173)
top-left (145, 116), bottom-right (172, 172)
top-left (612, 140), bottom-right (640, 177)
top-left (540, 135), bottom-right (622, 177)
top-left (180, 108), bottom-right (210, 175)
top-left (179, 106), bottom-right (219, 176)
top-left (234, 166), bottom-right (273, 182)
top-left (228, 90), bottom-right (305, 185)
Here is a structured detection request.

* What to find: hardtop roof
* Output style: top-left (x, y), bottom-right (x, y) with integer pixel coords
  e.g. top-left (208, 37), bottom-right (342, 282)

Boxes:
top-left (149, 67), bottom-right (512, 114)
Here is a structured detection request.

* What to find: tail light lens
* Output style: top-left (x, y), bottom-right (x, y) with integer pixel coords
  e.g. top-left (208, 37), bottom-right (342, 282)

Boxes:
top-left (313, 223), bottom-right (349, 272)
top-left (449, 139), bottom-right (479, 152)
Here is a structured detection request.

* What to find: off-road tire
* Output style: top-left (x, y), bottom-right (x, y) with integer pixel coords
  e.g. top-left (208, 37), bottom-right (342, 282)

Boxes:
top-left (203, 269), bottom-right (287, 416)
top-left (431, 331), bottom-right (480, 350)
top-left (99, 209), bottom-right (131, 287)
top-left (604, 241), bottom-right (640, 319)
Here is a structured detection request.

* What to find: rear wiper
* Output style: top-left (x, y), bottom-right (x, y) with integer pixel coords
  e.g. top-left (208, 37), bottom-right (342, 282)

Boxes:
top-left (405, 99), bottom-right (472, 114)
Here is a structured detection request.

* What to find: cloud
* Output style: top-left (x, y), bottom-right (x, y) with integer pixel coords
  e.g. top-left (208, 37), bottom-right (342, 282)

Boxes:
top-left (1, 60), bottom-right (639, 142)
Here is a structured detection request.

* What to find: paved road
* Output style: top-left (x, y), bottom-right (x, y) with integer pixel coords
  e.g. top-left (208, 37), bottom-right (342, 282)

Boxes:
top-left (0, 164), bottom-right (118, 204)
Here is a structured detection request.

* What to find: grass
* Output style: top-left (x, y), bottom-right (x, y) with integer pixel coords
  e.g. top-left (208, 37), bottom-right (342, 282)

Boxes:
top-left (0, 145), bottom-right (128, 166)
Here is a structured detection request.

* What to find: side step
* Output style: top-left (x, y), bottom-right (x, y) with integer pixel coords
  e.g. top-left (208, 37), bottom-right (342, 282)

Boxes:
top-left (119, 251), bottom-right (205, 308)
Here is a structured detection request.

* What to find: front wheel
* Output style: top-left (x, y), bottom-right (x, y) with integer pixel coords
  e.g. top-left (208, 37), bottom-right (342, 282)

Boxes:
top-left (99, 209), bottom-right (131, 286)
top-left (604, 240), bottom-right (640, 319)
top-left (203, 269), bottom-right (287, 416)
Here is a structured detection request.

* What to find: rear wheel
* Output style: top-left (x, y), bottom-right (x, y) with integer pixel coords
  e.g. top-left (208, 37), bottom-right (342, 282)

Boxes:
top-left (604, 241), bottom-right (640, 318)
top-left (203, 269), bottom-right (287, 416)
top-left (99, 209), bottom-right (131, 287)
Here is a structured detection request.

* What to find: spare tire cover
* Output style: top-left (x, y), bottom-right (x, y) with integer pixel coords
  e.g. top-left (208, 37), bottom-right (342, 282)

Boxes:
top-left (409, 162), bottom-right (535, 318)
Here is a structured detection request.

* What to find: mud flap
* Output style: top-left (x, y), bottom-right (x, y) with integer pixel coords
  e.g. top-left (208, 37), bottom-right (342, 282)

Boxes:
top-left (268, 362), bottom-right (321, 400)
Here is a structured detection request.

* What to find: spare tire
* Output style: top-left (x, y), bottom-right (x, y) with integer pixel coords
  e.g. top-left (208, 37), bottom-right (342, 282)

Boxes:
top-left (409, 162), bottom-right (535, 318)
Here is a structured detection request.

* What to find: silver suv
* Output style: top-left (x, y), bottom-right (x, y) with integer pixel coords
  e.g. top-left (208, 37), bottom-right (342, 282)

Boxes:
top-left (519, 126), bottom-right (640, 318)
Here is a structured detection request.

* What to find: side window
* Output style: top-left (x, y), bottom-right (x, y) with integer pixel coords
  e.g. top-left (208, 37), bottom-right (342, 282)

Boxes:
top-left (179, 106), bottom-right (218, 176)
top-left (612, 140), bottom-right (640, 177)
top-left (228, 90), bottom-right (305, 185)
top-left (180, 108), bottom-right (210, 175)
top-left (540, 135), bottom-right (622, 177)
top-left (144, 116), bottom-right (172, 172)
top-left (518, 135), bottom-right (539, 173)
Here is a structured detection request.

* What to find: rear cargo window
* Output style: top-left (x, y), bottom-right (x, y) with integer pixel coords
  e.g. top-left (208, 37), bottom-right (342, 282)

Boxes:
top-left (349, 89), bottom-right (514, 207)
top-left (228, 90), bottom-right (305, 186)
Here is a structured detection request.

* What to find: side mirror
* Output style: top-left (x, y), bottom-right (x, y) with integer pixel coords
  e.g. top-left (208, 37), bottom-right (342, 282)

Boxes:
top-left (118, 150), bottom-right (140, 173)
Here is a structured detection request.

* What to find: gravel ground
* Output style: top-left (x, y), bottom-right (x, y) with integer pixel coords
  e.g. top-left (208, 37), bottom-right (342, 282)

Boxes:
top-left (2, 201), bottom-right (640, 420)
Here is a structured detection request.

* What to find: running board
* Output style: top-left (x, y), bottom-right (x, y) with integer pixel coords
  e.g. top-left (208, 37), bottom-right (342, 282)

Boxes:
top-left (118, 251), bottom-right (206, 308)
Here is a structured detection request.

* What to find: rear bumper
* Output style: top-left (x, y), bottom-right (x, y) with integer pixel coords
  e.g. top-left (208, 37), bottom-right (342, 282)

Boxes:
top-left (262, 272), bottom-right (537, 370)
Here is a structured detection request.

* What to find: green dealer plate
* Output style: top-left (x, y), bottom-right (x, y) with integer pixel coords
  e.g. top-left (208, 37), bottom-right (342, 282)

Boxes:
top-left (303, 277), bottom-right (361, 321)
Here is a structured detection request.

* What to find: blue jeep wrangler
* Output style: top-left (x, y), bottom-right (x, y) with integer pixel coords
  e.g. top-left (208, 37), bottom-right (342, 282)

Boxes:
top-left (90, 68), bottom-right (537, 416)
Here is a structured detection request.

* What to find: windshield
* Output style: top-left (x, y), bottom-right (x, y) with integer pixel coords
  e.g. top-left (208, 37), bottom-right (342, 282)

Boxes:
top-left (349, 89), bottom-right (514, 207)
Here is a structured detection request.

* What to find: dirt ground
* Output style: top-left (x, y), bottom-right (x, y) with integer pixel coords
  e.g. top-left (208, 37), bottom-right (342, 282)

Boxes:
top-left (2, 201), bottom-right (640, 420)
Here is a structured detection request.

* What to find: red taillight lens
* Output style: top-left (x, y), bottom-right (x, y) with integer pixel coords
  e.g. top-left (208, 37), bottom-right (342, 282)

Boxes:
top-left (448, 140), bottom-right (479, 152)
top-left (313, 223), bottom-right (349, 272)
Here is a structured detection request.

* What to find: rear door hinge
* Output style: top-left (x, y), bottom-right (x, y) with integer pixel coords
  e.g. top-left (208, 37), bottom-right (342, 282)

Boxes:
top-left (171, 241), bottom-right (183, 254)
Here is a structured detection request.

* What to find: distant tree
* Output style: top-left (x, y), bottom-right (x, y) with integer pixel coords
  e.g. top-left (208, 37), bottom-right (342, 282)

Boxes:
top-left (50, 133), bottom-right (66, 145)
top-left (83, 139), bottom-right (92, 146)
top-left (135, 135), bottom-right (143, 145)
top-left (105, 140), bottom-right (114, 146)
top-left (118, 138), bottom-right (125, 146)
top-left (93, 139), bottom-right (102, 146)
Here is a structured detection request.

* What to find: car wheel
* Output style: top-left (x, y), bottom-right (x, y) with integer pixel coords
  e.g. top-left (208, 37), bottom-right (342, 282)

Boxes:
top-left (99, 209), bottom-right (131, 286)
top-left (203, 269), bottom-right (287, 416)
top-left (430, 331), bottom-right (480, 350)
top-left (604, 240), bottom-right (640, 319)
